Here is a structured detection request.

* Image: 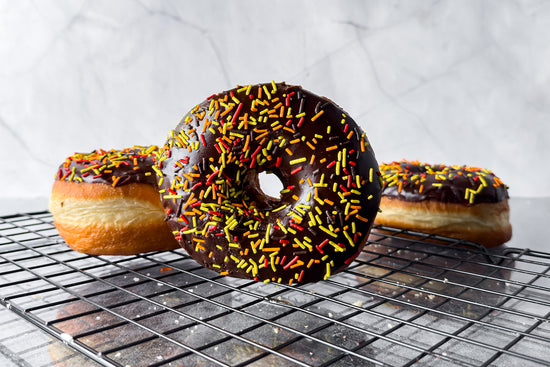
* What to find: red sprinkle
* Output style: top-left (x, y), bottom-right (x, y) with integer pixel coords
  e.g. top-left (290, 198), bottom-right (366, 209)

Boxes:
top-left (231, 103), bottom-right (243, 123)
top-left (283, 255), bottom-right (299, 270)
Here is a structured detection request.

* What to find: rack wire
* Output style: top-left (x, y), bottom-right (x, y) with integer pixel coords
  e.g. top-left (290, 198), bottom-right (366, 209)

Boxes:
top-left (0, 211), bottom-right (549, 366)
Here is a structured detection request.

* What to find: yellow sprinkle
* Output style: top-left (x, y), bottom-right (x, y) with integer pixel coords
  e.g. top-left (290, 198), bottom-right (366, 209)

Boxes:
top-left (262, 85), bottom-right (272, 100)
top-left (324, 263), bottom-right (331, 280)
top-left (277, 219), bottom-right (288, 234)
top-left (319, 225), bottom-right (338, 238)
top-left (479, 176), bottom-right (488, 187)
top-left (342, 148), bottom-right (347, 168)
top-left (273, 204), bottom-right (288, 212)
top-left (163, 194), bottom-right (182, 199)
top-left (344, 202), bottom-right (351, 216)
top-left (294, 206), bottom-right (306, 215)
top-left (343, 230), bottom-right (354, 247)
top-left (290, 157), bottom-right (307, 165)
top-left (308, 211), bottom-right (316, 224)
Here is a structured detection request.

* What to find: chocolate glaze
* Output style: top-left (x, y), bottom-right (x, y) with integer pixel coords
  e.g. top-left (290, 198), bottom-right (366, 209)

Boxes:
top-left (157, 82), bottom-right (382, 284)
top-left (55, 146), bottom-right (159, 187)
top-left (380, 160), bottom-right (509, 205)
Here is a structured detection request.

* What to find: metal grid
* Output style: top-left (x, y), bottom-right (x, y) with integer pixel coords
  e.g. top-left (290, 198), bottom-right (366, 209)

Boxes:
top-left (1, 211), bottom-right (549, 367)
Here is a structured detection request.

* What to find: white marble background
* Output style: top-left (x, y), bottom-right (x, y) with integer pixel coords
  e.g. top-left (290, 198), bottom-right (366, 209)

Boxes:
top-left (1, 0), bottom-right (549, 204)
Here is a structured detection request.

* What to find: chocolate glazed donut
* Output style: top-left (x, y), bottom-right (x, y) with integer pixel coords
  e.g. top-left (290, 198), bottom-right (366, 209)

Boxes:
top-left (49, 146), bottom-right (179, 255)
top-left (156, 82), bottom-right (382, 284)
top-left (375, 160), bottom-right (512, 248)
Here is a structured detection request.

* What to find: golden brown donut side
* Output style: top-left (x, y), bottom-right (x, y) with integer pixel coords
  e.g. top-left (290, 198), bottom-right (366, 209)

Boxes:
top-left (375, 196), bottom-right (511, 248)
top-left (49, 180), bottom-right (179, 255)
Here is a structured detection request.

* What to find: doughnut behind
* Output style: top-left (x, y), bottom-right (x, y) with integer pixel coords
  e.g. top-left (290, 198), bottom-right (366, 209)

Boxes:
top-left (375, 160), bottom-right (512, 248)
top-left (49, 146), bottom-right (179, 255)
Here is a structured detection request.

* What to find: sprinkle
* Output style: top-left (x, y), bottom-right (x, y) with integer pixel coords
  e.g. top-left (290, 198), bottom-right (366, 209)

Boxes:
top-left (319, 225), bottom-right (338, 238)
top-left (311, 110), bottom-right (325, 121)
top-left (324, 263), bottom-right (331, 280)
top-left (283, 256), bottom-right (299, 269)
top-left (355, 214), bottom-right (369, 223)
top-left (289, 157), bottom-right (307, 165)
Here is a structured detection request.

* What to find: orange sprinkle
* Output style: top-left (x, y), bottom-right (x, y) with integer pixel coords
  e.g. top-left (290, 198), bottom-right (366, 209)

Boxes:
top-left (355, 214), bottom-right (369, 223)
top-left (311, 109), bottom-right (325, 121)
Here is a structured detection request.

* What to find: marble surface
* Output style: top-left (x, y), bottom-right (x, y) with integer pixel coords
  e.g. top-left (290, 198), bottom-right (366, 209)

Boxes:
top-left (1, 0), bottom-right (550, 202)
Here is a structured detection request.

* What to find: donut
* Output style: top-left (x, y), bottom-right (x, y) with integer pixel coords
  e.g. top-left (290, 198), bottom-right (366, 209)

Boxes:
top-left (374, 160), bottom-right (512, 248)
top-left (49, 146), bottom-right (179, 255)
top-left (156, 82), bottom-right (382, 284)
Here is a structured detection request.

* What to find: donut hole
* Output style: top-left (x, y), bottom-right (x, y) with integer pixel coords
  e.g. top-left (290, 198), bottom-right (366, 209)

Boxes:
top-left (257, 171), bottom-right (284, 200)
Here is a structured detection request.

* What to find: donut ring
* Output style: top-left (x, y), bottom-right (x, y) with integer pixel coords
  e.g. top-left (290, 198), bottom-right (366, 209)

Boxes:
top-left (49, 146), bottom-right (179, 255)
top-left (156, 82), bottom-right (382, 284)
top-left (374, 160), bottom-right (512, 247)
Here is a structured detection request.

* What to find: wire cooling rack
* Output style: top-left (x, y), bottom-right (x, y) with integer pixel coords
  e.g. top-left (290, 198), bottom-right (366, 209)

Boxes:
top-left (0, 211), bottom-right (549, 367)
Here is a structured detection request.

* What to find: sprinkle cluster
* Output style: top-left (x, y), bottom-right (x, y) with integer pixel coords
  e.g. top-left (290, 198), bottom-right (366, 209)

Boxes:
top-left (156, 82), bottom-right (381, 284)
top-left (379, 160), bottom-right (509, 205)
top-left (55, 146), bottom-right (159, 187)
